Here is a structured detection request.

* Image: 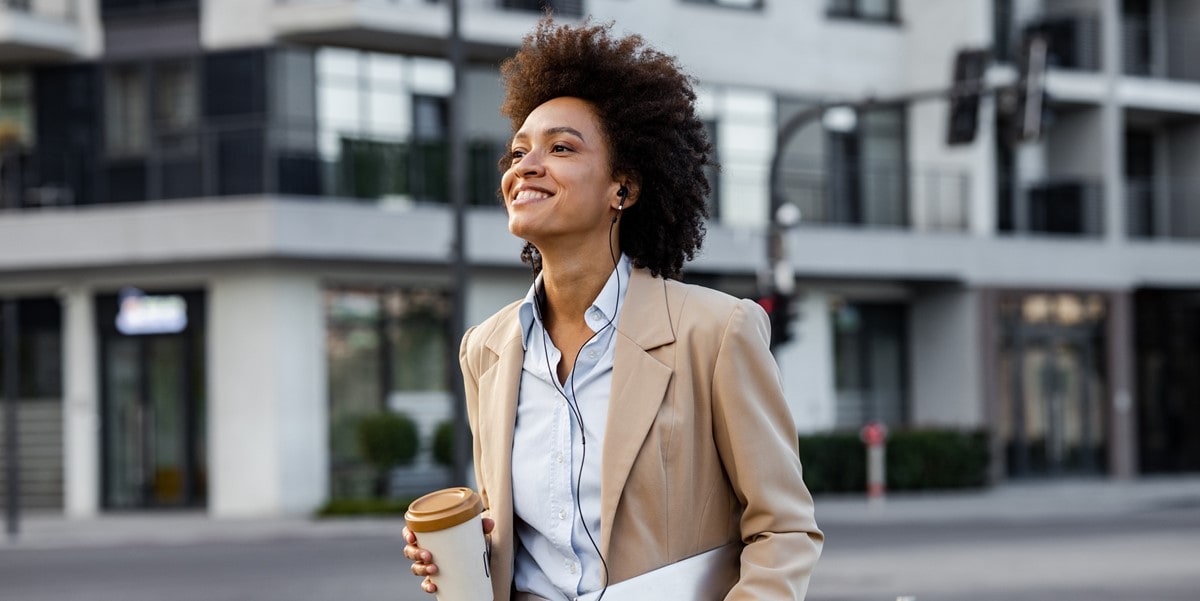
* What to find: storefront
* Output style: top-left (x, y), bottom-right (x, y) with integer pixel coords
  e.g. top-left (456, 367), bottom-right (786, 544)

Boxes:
top-left (96, 289), bottom-right (207, 509)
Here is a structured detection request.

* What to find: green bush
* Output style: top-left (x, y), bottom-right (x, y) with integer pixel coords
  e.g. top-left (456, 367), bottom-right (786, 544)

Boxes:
top-left (356, 412), bottom-right (420, 496)
top-left (433, 420), bottom-right (455, 467)
top-left (799, 428), bottom-right (990, 494)
top-left (316, 496), bottom-right (417, 518)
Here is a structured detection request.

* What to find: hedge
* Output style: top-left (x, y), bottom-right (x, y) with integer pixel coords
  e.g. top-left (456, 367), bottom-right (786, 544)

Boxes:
top-left (799, 428), bottom-right (989, 494)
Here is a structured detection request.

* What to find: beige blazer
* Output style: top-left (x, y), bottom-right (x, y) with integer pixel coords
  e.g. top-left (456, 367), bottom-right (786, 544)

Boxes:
top-left (460, 267), bottom-right (823, 601)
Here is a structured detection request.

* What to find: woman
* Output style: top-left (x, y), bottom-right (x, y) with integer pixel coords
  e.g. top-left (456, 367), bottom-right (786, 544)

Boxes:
top-left (404, 18), bottom-right (822, 601)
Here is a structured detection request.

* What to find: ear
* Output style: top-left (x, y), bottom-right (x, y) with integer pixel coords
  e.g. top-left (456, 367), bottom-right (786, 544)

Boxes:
top-left (611, 178), bottom-right (640, 211)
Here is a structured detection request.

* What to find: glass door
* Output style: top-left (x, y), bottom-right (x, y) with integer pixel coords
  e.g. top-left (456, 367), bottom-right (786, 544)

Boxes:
top-left (100, 291), bottom-right (206, 509)
top-left (999, 293), bottom-right (1108, 477)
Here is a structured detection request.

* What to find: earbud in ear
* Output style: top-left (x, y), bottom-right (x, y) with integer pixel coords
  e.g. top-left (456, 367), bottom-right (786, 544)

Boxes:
top-left (618, 185), bottom-right (628, 199)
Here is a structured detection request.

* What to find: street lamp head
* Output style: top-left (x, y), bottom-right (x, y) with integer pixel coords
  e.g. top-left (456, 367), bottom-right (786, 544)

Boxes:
top-left (775, 202), bottom-right (802, 228)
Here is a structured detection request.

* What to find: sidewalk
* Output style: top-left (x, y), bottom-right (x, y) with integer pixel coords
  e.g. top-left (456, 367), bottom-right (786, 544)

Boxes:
top-left (5, 475), bottom-right (1200, 550)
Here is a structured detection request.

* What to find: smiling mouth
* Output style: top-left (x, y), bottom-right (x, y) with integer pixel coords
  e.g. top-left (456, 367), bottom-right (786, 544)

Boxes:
top-left (513, 189), bottom-right (552, 202)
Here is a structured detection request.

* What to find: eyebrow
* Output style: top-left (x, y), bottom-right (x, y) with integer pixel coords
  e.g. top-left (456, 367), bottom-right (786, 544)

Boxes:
top-left (512, 126), bottom-right (587, 144)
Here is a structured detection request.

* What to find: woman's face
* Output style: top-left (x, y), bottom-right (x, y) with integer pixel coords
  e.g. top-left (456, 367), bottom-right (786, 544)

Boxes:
top-left (501, 96), bottom-right (625, 250)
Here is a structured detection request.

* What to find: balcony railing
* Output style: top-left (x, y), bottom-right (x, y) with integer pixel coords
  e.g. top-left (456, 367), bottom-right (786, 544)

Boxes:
top-left (1126, 177), bottom-right (1200, 239)
top-left (275, 0), bottom-right (583, 17)
top-left (1122, 16), bottom-right (1200, 82)
top-left (998, 12), bottom-right (1102, 71)
top-left (778, 163), bottom-right (970, 231)
top-left (1000, 179), bottom-right (1104, 237)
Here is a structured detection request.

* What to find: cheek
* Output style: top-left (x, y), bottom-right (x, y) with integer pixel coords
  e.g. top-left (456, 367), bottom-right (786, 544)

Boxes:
top-left (500, 169), bottom-right (517, 200)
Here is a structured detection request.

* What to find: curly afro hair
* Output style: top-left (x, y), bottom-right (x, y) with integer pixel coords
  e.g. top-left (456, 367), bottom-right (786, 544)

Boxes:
top-left (499, 18), bottom-right (714, 280)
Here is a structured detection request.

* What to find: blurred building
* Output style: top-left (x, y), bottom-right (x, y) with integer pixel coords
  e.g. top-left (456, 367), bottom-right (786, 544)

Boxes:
top-left (0, 0), bottom-right (1198, 517)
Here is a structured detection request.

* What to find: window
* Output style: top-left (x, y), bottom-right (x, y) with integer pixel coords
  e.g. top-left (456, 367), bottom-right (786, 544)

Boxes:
top-left (832, 300), bottom-right (907, 429)
top-left (315, 48), bottom-right (506, 206)
top-left (501, 0), bottom-right (584, 18)
top-left (682, 0), bottom-right (764, 9)
top-left (0, 298), bottom-right (63, 399)
top-left (0, 70), bottom-right (33, 148)
top-left (105, 65), bottom-right (149, 157)
top-left (100, 0), bottom-right (198, 19)
top-left (828, 0), bottom-right (899, 22)
top-left (326, 287), bottom-right (451, 498)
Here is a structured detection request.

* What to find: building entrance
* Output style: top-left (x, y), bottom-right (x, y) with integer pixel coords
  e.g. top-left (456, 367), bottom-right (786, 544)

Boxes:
top-left (98, 291), bottom-right (206, 509)
top-left (998, 293), bottom-right (1108, 477)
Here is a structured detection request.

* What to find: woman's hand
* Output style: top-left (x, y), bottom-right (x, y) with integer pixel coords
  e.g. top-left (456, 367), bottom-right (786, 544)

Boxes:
top-left (403, 517), bottom-right (495, 594)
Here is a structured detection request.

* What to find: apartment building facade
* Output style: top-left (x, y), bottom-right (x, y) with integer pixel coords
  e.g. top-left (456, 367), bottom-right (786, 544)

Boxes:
top-left (0, 0), bottom-right (1197, 517)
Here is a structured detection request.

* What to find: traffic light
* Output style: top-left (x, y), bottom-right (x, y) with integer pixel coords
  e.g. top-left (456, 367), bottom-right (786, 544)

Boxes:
top-left (1013, 32), bottom-right (1049, 142)
top-left (757, 291), bottom-right (794, 349)
top-left (946, 48), bottom-right (990, 146)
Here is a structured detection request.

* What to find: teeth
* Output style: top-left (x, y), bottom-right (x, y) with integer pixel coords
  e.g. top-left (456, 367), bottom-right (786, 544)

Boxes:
top-left (515, 189), bottom-right (550, 201)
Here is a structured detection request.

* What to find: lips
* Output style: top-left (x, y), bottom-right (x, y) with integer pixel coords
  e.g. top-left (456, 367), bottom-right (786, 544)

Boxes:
top-left (512, 186), bottom-right (553, 203)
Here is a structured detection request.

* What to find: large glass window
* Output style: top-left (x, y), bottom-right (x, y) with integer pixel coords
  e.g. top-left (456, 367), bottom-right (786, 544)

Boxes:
top-left (105, 65), bottom-right (149, 158)
top-left (998, 293), bottom-right (1108, 476)
top-left (0, 298), bottom-right (63, 399)
top-left (778, 100), bottom-right (908, 227)
top-left (326, 286), bottom-right (451, 499)
top-left (316, 48), bottom-right (505, 206)
top-left (0, 70), bottom-right (33, 148)
top-left (831, 300), bottom-right (908, 429)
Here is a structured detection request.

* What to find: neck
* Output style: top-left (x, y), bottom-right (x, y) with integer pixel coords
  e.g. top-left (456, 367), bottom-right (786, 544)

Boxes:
top-left (539, 251), bottom-right (618, 328)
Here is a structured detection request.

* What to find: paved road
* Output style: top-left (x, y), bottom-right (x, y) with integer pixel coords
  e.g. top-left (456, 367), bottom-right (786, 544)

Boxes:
top-left (2, 506), bottom-right (1198, 601)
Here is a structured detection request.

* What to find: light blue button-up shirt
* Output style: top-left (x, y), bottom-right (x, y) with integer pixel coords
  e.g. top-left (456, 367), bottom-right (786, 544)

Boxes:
top-left (511, 254), bottom-right (632, 601)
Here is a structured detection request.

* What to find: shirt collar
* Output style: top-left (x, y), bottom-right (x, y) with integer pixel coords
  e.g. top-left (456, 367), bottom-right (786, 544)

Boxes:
top-left (518, 253), bottom-right (633, 350)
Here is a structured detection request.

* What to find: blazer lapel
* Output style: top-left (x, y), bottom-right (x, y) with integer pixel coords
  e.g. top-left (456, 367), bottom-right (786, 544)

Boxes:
top-left (599, 269), bottom-right (676, 556)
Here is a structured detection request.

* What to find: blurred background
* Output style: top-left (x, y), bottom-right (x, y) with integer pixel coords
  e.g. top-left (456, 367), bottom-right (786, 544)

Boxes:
top-left (0, 0), bottom-right (1199, 592)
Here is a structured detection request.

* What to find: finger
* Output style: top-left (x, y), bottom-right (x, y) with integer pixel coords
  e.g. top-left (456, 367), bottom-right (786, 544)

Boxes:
top-left (423, 577), bottom-right (438, 594)
top-left (403, 527), bottom-right (413, 543)
top-left (482, 517), bottom-right (495, 534)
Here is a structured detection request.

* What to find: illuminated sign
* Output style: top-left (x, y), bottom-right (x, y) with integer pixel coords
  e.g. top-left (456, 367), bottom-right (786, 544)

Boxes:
top-left (115, 288), bottom-right (188, 335)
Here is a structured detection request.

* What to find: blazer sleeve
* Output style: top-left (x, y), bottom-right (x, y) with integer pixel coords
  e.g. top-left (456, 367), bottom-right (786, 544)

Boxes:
top-left (459, 325), bottom-right (490, 515)
top-left (710, 299), bottom-right (824, 601)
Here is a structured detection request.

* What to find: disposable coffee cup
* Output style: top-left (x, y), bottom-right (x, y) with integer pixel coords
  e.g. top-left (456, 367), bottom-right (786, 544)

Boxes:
top-left (405, 487), bottom-right (493, 601)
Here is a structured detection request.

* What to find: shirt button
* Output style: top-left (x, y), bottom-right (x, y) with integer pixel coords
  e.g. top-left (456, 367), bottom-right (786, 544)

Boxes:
top-left (556, 453), bottom-right (564, 463)
top-left (559, 509), bottom-right (567, 520)
top-left (569, 562), bottom-right (578, 574)
top-left (586, 350), bottom-right (599, 360)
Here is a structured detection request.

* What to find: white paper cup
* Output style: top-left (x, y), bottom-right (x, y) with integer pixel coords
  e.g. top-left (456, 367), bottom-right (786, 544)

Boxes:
top-left (405, 487), bottom-right (493, 601)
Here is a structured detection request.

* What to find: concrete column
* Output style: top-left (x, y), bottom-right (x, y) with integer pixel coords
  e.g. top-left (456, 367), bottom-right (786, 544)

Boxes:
top-left (208, 272), bottom-right (327, 517)
top-left (60, 285), bottom-right (99, 517)
top-left (909, 284), bottom-right (982, 427)
top-left (1106, 290), bottom-right (1137, 479)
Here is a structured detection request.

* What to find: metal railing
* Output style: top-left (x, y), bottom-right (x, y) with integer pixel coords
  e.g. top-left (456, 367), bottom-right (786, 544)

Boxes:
top-left (1126, 177), bottom-right (1200, 239)
top-left (778, 163), bottom-right (971, 231)
top-left (1122, 16), bottom-right (1200, 82)
top-left (273, 0), bottom-right (583, 16)
top-left (1003, 179), bottom-right (1105, 237)
top-left (997, 12), bottom-right (1102, 71)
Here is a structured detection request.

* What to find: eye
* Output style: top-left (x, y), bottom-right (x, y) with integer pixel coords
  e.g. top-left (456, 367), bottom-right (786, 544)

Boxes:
top-left (551, 143), bottom-right (573, 153)
top-left (510, 148), bottom-right (526, 162)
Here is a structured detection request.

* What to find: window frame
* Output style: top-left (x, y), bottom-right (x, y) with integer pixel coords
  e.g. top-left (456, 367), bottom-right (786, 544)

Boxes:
top-left (826, 0), bottom-right (901, 24)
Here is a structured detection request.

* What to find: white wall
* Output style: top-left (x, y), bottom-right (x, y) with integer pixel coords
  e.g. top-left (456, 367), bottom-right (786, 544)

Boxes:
top-left (778, 290), bottom-right (836, 433)
top-left (909, 285), bottom-right (983, 427)
top-left (202, 0), bottom-right (275, 48)
top-left (209, 270), bottom-right (327, 517)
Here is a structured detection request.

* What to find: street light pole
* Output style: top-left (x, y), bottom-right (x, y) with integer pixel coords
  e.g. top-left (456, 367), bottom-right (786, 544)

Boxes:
top-left (3, 298), bottom-right (19, 540)
top-left (446, 0), bottom-right (471, 487)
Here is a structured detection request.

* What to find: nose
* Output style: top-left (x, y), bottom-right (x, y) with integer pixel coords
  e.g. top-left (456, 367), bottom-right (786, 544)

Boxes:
top-left (516, 150), bottom-right (545, 178)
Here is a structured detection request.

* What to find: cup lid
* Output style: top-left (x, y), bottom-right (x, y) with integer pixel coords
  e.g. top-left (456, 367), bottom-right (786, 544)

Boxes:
top-left (405, 487), bottom-right (483, 532)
